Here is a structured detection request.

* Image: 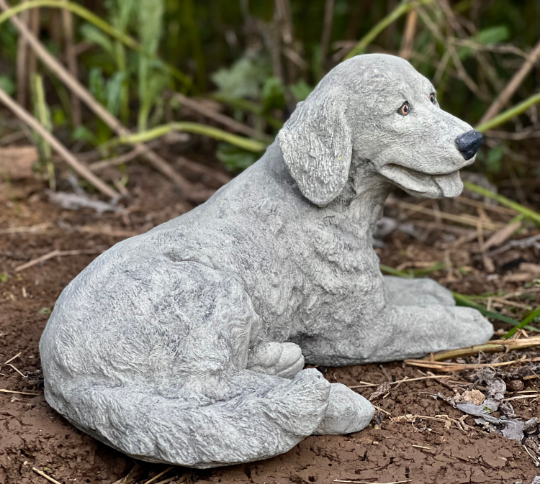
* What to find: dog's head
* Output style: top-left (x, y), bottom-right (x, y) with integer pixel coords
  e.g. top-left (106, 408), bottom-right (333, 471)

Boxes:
top-left (278, 54), bottom-right (482, 206)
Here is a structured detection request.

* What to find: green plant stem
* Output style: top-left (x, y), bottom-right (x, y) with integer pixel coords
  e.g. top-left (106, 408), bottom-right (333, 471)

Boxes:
top-left (476, 91), bottom-right (540, 133)
top-left (115, 122), bottom-right (268, 152)
top-left (463, 181), bottom-right (540, 225)
top-left (503, 306), bottom-right (540, 339)
top-left (0, 0), bottom-right (191, 88)
top-left (345, 0), bottom-right (435, 59)
top-left (380, 264), bottom-right (540, 332)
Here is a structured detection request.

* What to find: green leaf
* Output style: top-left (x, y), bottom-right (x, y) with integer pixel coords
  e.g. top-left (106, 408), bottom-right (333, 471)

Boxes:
top-left (106, 72), bottom-right (127, 116)
top-left (0, 273), bottom-right (8, 283)
top-left (290, 81), bottom-right (313, 102)
top-left (51, 106), bottom-right (67, 127)
top-left (211, 57), bottom-right (272, 100)
top-left (0, 75), bottom-right (15, 96)
top-left (472, 26), bottom-right (509, 45)
top-left (72, 125), bottom-right (98, 145)
top-left (262, 77), bottom-right (286, 112)
top-left (38, 307), bottom-right (51, 315)
top-left (216, 143), bottom-right (258, 172)
top-left (88, 68), bottom-right (107, 105)
top-left (485, 146), bottom-right (504, 174)
top-left (80, 24), bottom-right (115, 57)
top-left (458, 26), bottom-right (509, 60)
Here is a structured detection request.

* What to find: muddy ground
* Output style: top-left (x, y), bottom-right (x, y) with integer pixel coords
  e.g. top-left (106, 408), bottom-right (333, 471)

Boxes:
top-left (1, 158), bottom-right (540, 484)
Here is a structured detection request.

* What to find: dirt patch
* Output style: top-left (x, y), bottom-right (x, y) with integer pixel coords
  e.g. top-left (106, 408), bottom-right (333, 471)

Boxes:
top-left (1, 164), bottom-right (540, 484)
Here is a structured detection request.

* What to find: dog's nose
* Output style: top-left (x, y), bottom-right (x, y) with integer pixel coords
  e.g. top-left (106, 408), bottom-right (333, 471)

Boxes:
top-left (455, 130), bottom-right (483, 160)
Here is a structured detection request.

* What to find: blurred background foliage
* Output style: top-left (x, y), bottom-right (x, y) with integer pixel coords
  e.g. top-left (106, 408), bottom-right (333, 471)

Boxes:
top-left (0, 0), bottom-right (539, 185)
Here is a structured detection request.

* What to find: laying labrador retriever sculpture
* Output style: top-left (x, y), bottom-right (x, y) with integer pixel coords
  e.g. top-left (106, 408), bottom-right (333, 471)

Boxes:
top-left (40, 54), bottom-right (493, 468)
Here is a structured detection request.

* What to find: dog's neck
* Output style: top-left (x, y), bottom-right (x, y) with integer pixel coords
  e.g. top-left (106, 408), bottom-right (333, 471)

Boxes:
top-left (330, 155), bottom-right (392, 235)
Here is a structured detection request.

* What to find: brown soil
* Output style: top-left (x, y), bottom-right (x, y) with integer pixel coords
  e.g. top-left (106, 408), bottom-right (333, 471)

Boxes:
top-left (1, 161), bottom-right (539, 484)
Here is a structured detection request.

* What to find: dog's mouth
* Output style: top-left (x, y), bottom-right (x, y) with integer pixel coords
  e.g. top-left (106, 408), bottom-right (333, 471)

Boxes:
top-left (379, 163), bottom-right (463, 198)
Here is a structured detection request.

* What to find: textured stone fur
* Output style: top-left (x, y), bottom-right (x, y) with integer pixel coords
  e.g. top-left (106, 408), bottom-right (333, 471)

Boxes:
top-left (40, 54), bottom-right (493, 468)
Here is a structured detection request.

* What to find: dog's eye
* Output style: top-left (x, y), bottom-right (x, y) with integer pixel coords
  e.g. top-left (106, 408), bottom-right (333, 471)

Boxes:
top-left (398, 102), bottom-right (410, 116)
top-left (430, 93), bottom-right (436, 104)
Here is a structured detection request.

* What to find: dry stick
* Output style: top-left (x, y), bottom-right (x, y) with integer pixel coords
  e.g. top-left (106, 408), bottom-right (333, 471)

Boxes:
top-left (15, 248), bottom-right (103, 272)
top-left (0, 0), bottom-right (193, 196)
top-left (61, 0), bottom-right (80, 126)
top-left (0, 87), bottom-right (118, 198)
top-left (479, 38), bottom-right (540, 124)
top-left (174, 93), bottom-right (271, 142)
top-left (32, 468), bottom-right (62, 484)
top-left (398, 8), bottom-right (417, 60)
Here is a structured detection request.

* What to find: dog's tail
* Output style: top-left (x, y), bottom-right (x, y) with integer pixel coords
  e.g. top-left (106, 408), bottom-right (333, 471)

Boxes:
top-left (44, 368), bottom-right (331, 468)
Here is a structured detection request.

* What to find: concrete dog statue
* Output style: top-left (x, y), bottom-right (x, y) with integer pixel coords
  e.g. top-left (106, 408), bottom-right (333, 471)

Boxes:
top-left (40, 54), bottom-right (493, 468)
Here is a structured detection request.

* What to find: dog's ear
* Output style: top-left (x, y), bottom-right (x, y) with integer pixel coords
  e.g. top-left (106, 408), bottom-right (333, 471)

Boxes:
top-left (278, 90), bottom-right (352, 206)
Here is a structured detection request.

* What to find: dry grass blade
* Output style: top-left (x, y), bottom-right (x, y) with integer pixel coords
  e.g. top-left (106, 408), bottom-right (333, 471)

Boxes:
top-left (3, 352), bottom-right (21, 365)
top-left (348, 374), bottom-right (453, 389)
top-left (32, 468), bottom-right (62, 484)
top-left (405, 356), bottom-right (540, 373)
top-left (0, 222), bottom-right (51, 234)
top-left (483, 222), bottom-right (521, 251)
top-left (15, 249), bottom-right (103, 272)
top-left (399, 8), bottom-right (417, 60)
top-left (61, 0), bottom-right (81, 125)
top-left (387, 199), bottom-right (504, 230)
top-left (479, 37), bottom-right (540, 124)
top-left (0, 388), bottom-right (40, 395)
top-left (334, 480), bottom-right (411, 484)
top-left (320, 0), bottom-right (335, 70)
top-left (15, 0), bottom-right (29, 106)
top-left (110, 464), bottom-right (144, 484)
top-left (145, 467), bottom-right (174, 484)
top-left (414, 337), bottom-right (540, 362)
top-left (0, 87), bottom-right (119, 198)
top-left (152, 477), bottom-right (180, 484)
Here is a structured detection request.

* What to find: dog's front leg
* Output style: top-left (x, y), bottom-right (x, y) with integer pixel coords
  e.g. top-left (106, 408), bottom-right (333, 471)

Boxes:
top-left (366, 305), bottom-right (494, 362)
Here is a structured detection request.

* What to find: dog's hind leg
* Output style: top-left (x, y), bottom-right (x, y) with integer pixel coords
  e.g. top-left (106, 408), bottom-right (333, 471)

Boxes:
top-left (247, 341), bottom-right (305, 379)
top-left (47, 368), bottom-right (331, 468)
top-left (41, 260), bottom-right (332, 467)
top-left (384, 275), bottom-right (455, 307)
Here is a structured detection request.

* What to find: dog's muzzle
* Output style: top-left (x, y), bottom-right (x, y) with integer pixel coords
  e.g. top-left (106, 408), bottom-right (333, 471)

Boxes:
top-left (455, 130), bottom-right (483, 161)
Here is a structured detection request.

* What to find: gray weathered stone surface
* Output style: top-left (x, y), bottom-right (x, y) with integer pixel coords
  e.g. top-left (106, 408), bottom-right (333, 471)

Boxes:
top-left (40, 54), bottom-right (493, 468)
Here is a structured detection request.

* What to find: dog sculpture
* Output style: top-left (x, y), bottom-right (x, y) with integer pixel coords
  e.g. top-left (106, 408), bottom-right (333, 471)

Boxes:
top-left (40, 54), bottom-right (493, 468)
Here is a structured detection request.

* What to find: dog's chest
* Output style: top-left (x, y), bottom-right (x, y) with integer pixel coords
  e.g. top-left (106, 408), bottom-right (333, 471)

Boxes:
top-left (252, 213), bottom-right (385, 340)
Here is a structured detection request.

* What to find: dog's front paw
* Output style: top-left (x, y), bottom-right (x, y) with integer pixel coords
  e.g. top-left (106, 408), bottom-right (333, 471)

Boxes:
top-left (247, 342), bottom-right (304, 379)
top-left (450, 307), bottom-right (494, 347)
